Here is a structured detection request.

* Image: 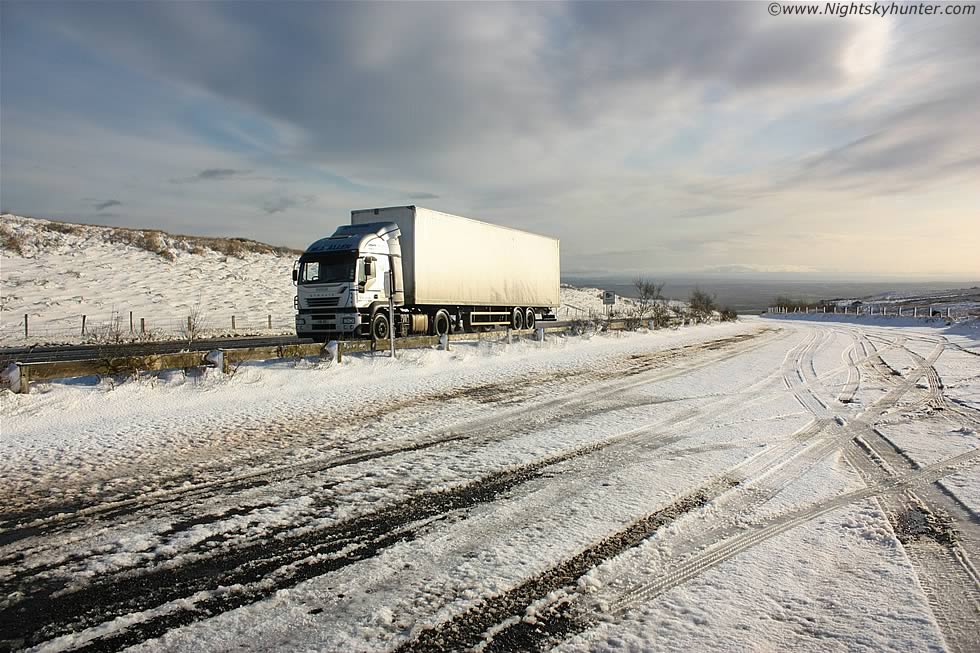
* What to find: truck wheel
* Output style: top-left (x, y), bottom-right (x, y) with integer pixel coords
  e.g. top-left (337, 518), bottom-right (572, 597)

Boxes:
top-left (511, 307), bottom-right (525, 331)
top-left (372, 313), bottom-right (390, 341)
top-left (524, 308), bottom-right (536, 330)
top-left (433, 310), bottom-right (451, 337)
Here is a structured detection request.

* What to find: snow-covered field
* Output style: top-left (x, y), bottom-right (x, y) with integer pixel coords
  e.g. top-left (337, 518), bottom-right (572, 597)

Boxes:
top-left (0, 214), bottom-right (634, 345)
top-left (1, 313), bottom-right (978, 652)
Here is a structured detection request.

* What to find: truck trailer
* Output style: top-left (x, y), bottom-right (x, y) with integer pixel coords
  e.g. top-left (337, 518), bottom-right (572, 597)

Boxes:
top-left (293, 206), bottom-right (560, 341)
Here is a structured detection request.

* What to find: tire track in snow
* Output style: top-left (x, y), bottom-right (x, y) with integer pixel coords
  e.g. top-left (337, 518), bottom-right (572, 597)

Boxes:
top-left (0, 332), bottom-right (797, 651)
top-left (0, 329), bottom-right (784, 546)
top-left (446, 325), bottom-right (959, 650)
top-left (605, 446), bottom-right (980, 612)
top-left (843, 440), bottom-right (980, 653)
top-left (398, 441), bottom-right (980, 653)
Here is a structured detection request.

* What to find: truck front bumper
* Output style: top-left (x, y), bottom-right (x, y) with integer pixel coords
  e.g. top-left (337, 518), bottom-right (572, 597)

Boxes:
top-left (296, 311), bottom-right (362, 335)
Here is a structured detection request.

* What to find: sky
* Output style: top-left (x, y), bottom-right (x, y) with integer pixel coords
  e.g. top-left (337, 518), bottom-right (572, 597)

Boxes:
top-left (1, 1), bottom-right (978, 280)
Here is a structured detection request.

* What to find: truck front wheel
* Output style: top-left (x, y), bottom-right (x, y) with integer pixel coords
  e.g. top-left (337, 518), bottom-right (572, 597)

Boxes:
top-left (372, 313), bottom-right (390, 341)
top-left (433, 310), bottom-right (451, 337)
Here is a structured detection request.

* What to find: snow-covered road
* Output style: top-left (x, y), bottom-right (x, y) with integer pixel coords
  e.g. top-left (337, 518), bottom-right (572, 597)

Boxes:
top-left (1, 318), bottom-right (978, 652)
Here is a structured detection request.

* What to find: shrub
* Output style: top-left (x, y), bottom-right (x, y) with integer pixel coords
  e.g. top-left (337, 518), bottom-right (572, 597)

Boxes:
top-left (688, 288), bottom-right (717, 322)
top-left (45, 222), bottom-right (82, 236)
top-left (720, 306), bottom-right (738, 322)
top-left (0, 224), bottom-right (26, 256)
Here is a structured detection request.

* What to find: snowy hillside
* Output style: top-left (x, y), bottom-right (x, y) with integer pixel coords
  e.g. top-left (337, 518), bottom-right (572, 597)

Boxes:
top-left (0, 214), bottom-right (633, 345)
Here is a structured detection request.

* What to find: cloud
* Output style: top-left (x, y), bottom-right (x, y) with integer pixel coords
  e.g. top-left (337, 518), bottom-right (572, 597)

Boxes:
top-left (93, 199), bottom-right (121, 211)
top-left (700, 264), bottom-right (820, 275)
top-left (20, 2), bottom-right (893, 186)
top-left (260, 194), bottom-right (314, 215)
top-left (196, 168), bottom-right (247, 180)
top-left (2, 2), bottom-right (978, 278)
top-left (173, 168), bottom-right (251, 183)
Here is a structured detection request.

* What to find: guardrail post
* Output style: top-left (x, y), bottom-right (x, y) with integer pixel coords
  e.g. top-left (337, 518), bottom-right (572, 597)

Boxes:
top-left (947, 307), bottom-right (952, 319)
top-left (81, 315), bottom-right (87, 335)
top-left (24, 314), bottom-right (28, 338)
top-left (17, 364), bottom-right (29, 394)
top-left (2, 362), bottom-right (25, 394)
top-left (130, 311), bottom-right (134, 333)
top-left (231, 315), bottom-right (236, 331)
top-left (204, 350), bottom-right (224, 372)
top-left (537, 327), bottom-right (545, 342)
top-left (268, 315), bottom-right (272, 329)
top-left (141, 317), bottom-right (146, 334)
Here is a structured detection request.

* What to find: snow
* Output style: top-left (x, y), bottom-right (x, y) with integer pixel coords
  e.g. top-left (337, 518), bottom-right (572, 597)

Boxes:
top-left (1, 214), bottom-right (300, 343)
top-left (563, 504), bottom-right (942, 653)
top-left (2, 232), bottom-right (978, 653)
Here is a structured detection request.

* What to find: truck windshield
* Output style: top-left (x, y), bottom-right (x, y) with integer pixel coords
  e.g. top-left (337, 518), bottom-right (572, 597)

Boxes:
top-left (299, 254), bottom-right (355, 284)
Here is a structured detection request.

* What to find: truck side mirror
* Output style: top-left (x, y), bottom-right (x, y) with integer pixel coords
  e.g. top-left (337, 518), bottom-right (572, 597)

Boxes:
top-left (292, 269), bottom-right (298, 282)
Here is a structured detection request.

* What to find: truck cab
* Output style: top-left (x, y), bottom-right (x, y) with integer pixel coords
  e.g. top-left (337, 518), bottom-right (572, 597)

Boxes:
top-left (293, 222), bottom-right (402, 341)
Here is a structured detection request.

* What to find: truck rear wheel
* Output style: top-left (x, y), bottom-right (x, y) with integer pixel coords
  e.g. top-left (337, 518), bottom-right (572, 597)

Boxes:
top-left (524, 308), bottom-right (536, 330)
top-left (511, 307), bottom-right (524, 331)
top-left (372, 313), bottom-right (390, 341)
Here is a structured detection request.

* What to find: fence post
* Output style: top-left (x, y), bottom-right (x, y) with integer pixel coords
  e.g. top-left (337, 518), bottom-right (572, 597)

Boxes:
top-left (24, 314), bottom-right (28, 338)
top-left (187, 316), bottom-right (193, 333)
top-left (268, 315), bottom-right (272, 329)
top-left (81, 315), bottom-right (87, 335)
top-left (130, 311), bottom-right (134, 333)
top-left (232, 315), bottom-right (236, 330)
top-left (141, 317), bottom-right (146, 334)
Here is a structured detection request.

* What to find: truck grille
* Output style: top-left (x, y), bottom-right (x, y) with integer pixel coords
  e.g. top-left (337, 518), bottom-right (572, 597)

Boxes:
top-left (307, 296), bottom-right (340, 307)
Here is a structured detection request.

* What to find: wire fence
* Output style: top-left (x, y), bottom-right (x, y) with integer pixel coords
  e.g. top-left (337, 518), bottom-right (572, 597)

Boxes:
top-left (766, 303), bottom-right (977, 319)
top-left (0, 311), bottom-right (296, 346)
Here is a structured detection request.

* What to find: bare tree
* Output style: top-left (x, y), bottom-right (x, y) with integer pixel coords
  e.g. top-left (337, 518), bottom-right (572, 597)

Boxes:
top-left (626, 277), bottom-right (669, 329)
top-left (181, 303), bottom-right (211, 347)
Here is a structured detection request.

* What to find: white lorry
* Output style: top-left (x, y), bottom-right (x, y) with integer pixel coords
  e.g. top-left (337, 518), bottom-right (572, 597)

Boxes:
top-left (293, 206), bottom-right (560, 341)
